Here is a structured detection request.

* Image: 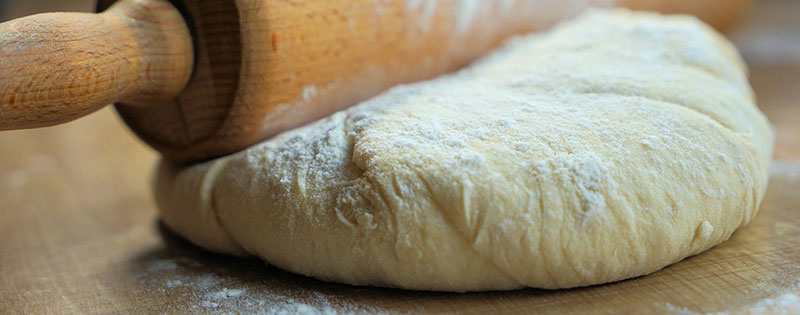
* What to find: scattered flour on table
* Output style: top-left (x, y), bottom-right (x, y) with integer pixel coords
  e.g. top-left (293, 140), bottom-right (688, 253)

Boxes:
top-left (660, 281), bottom-right (800, 314)
top-left (2, 154), bottom-right (56, 188)
top-left (739, 293), bottom-right (800, 314)
top-left (139, 257), bottom-right (383, 314)
top-left (658, 240), bottom-right (800, 315)
top-left (770, 159), bottom-right (800, 182)
top-left (662, 304), bottom-right (697, 315)
top-left (662, 294), bottom-right (800, 315)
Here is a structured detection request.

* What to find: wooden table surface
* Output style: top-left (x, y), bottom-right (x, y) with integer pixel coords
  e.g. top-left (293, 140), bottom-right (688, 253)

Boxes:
top-left (2, 1), bottom-right (800, 314)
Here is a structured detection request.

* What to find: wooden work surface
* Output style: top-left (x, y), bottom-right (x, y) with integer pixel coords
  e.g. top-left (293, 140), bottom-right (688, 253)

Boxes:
top-left (1, 1), bottom-right (799, 314)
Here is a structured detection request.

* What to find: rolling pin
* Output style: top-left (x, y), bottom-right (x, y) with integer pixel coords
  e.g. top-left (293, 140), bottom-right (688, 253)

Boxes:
top-left (0, 0), bottom-right (751, 163)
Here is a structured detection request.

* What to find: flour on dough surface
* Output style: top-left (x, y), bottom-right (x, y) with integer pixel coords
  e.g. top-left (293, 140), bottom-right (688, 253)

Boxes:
top-left (155, 9), bottom-right (773, 291)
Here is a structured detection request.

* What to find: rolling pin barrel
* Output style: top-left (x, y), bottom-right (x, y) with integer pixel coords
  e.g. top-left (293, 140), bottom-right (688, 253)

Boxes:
top-left (0, 0), bottom-right (193, 130)
top-left (2, 0), bottom-right (751, 163)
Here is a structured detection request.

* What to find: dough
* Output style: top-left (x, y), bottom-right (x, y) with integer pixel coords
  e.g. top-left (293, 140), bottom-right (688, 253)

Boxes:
top-left (154, 9), bottom-right (773, 291)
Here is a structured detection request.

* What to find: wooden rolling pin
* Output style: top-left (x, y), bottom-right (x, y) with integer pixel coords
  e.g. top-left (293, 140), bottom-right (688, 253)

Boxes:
top-left (0, 0), bottom-right (750, 163)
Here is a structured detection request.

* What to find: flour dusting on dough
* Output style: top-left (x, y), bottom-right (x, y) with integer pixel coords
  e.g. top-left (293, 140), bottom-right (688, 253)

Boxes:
top-left (156, 10), bottom-right (773, 291)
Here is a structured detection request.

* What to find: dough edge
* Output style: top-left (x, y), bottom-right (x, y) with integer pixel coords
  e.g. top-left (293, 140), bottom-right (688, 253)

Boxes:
top-left (153, 9), bottom-right (773, 292)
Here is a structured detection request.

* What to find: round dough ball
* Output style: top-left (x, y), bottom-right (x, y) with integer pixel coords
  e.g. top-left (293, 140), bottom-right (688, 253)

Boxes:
top-left (154, 9), bottom-right (772, 291)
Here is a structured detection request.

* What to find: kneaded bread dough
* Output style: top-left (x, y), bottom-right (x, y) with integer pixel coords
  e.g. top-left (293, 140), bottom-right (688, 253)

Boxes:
top-left (155, 9), bottom-right (773, 291)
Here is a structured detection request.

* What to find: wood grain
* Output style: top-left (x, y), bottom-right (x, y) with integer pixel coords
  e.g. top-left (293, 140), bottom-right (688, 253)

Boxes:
top-left (0, 0), bottom-right (193, 130)
top-left (1, 0), bottom-right (799, 313)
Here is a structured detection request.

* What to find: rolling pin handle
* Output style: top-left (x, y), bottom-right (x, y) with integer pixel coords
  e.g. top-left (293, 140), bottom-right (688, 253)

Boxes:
top-left (0, 0), bottom-right (193, 130)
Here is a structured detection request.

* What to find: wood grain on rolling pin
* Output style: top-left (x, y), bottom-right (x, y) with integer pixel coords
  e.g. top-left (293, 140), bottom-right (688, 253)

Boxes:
top-left (0, 0), bottom-right (193, 130)
top-left (97, 0), bottom-right (752, 162)
top-left (106, 0), bottom-right (600, 162)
